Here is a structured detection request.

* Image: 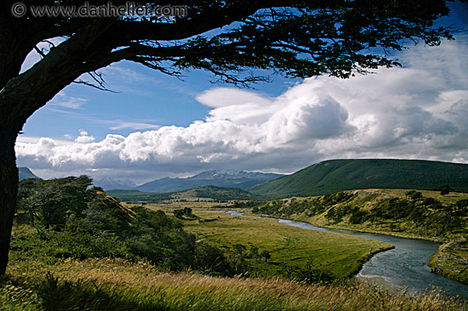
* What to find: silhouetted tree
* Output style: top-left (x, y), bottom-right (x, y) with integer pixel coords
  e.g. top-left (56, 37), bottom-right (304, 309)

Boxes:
top-left (0, 0), bottom-right (457, 274)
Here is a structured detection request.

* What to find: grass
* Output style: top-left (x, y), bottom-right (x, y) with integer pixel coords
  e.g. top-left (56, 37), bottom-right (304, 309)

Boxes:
top-left (2, 201), bottom-right (465, 310)
top-left (141, 201), bottom-right (231, 211)
top-left (2, 257), bottom-right (463, 311)
top-left (251, 188), bottom-right (468, 284)
top-left (181, 209), bottom-right (393, 279)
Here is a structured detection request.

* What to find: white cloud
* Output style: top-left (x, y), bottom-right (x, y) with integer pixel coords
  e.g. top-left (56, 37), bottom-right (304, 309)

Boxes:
top-left (48, 91), bottom-right (87, 109)
top-left (75, 136), bottom-right (95, 143)
top-left (16, 38), bottom-right (468, 182)
top-left (109, 122), bottom-right (160, 130)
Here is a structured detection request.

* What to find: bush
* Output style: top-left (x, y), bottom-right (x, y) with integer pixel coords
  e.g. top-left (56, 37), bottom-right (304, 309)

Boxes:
top-left (406, 191), bottom-right (423, 200)
top-left (349, 208), bottom-right (369, 224)
top-left (436, 185), bottom-right (452, 195)
top-left (193, 242), bottom-right (232, 275)
top-left (15, 176), bottom-right (237, 276)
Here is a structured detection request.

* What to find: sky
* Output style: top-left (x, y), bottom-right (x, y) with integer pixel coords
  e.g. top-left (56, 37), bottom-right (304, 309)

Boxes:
top-left (15, 2), bottom-right (468, 186)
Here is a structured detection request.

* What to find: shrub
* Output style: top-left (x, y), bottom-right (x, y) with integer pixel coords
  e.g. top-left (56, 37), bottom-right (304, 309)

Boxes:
top-left (15, 176), bottom-right (236, 276)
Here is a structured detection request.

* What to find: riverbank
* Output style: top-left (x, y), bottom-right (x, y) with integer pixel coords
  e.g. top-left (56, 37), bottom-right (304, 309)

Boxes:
top-left (428, 238), bottom-right (468, 285)
top-left (250, 189), bottom-right (468, 243)
top-left (276, 215), bottom-right (468, 286)
top-left (273, 213), bottom-right (442, 242)
top-left (230, 211), bottom-right (396, 278)
top-left (249, 215), bottom-right (468, 297)
top-left (249, 189), bottom-right (468, 285)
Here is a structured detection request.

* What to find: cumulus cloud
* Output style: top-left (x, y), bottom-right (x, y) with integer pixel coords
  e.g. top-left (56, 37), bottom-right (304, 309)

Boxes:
top-left (16, 38), bottom-right (468, 182)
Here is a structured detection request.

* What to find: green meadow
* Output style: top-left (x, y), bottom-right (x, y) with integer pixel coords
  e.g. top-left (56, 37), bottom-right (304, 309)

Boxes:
top-left (180, 208), bottom-right (393, 279)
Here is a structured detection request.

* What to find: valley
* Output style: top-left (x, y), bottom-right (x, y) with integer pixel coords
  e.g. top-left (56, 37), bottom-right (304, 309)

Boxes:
top-left (5, 159), bottom-right (468, 309)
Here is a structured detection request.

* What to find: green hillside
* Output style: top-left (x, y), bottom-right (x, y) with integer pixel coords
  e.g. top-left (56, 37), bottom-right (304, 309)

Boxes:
top-left (108, 185), bottom-right (256, 203)
top-left (250, 159), bottom-right (468, 198)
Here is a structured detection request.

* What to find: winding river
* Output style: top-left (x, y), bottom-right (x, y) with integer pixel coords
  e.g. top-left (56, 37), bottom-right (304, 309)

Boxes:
top-left (226, 211), bottom-right (468, 297)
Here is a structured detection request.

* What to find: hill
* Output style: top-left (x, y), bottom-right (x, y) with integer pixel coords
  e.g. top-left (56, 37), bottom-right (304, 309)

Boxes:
top-left (137, 170), bottom-right (283, 192)
top-left (250, 159), bottom-right (468, 198)
top-left (18, 167), bottom-right (39, 180)
top-left (108, 185), bottom-right (256, 203)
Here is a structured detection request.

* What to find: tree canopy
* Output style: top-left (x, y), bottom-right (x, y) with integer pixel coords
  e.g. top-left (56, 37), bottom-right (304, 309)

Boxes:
top-left (0, 0), bottom-right (454, 122)
top-left (0, 0), bottom-right (461, 275)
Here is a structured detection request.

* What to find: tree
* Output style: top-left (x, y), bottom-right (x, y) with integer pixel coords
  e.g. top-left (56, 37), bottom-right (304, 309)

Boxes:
top-left (17, 176), bottom-right (93, 229)
top-left (437, 184), bottom-right (452, 195)
top-left (0, 0), bottom-right (457, 274)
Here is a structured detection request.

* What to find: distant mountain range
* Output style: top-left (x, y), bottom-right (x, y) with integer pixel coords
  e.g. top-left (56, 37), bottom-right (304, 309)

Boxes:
top-left (134, 170), bottom-right (283, 193)
top-left (20, 159), bottom-right (468, 201)
top-left (93, 177), bottom-right (137, 190)
top-left (18, 167), bottom-right (39, 180)
top-left (250, 159), bottom-right (468, 198)
top-left (17, 168), bottom-right (282, 192)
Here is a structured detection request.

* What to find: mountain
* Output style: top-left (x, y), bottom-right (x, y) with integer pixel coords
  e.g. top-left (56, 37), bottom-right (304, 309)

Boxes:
top-left (18, 167), bottom-right (39, 180)
top-left (108, 185), bottom-right (256, 203)
top-left (250, 159), bottom-right (468, 198)
top-left (136, 170), bottom-right (283, 193)
top-left (93, 177), bottom-right (137, 190)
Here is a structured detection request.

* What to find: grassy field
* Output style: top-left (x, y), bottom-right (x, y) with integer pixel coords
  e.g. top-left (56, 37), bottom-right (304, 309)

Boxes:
top-left (176, 208), bottom-right (393, 279)
top-left (6, 178), bottom-right (466, 309)
top-left (2, 257), bottom-right (462, 311)
top-left (2, 200), bottom-right (464, 310)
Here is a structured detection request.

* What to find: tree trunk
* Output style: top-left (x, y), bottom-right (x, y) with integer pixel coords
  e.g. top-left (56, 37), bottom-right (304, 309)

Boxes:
top-left (0, 128), bottom-right (20, 275)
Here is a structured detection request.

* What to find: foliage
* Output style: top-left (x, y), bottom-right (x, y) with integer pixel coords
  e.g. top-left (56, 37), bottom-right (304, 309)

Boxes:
top-left (436, 185), bottom-right (453, 195)
top-left (253, 189), bottom-right (467, 238)
top-left (17, 176), bottom-right (94, 229)
top-left (14, 177), bottom-right (242, 276)
top-left (256, 192), bottom-right (355, 218)
top-left (173, 207), bottom-right (196, 219)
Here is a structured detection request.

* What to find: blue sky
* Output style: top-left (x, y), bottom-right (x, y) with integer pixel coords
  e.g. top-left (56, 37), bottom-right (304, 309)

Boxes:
top-left (16, 2), bottom-right (468, 186)
top-left (21, 54), bottom-right (298, 140)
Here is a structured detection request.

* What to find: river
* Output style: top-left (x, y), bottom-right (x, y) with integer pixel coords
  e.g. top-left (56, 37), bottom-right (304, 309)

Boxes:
top-left (226, 211), bottom-right (468, 297)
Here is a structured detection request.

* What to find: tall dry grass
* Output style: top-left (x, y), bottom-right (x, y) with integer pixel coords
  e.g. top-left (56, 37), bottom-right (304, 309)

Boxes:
top-left (3, 258), bottom-right (462, 311)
